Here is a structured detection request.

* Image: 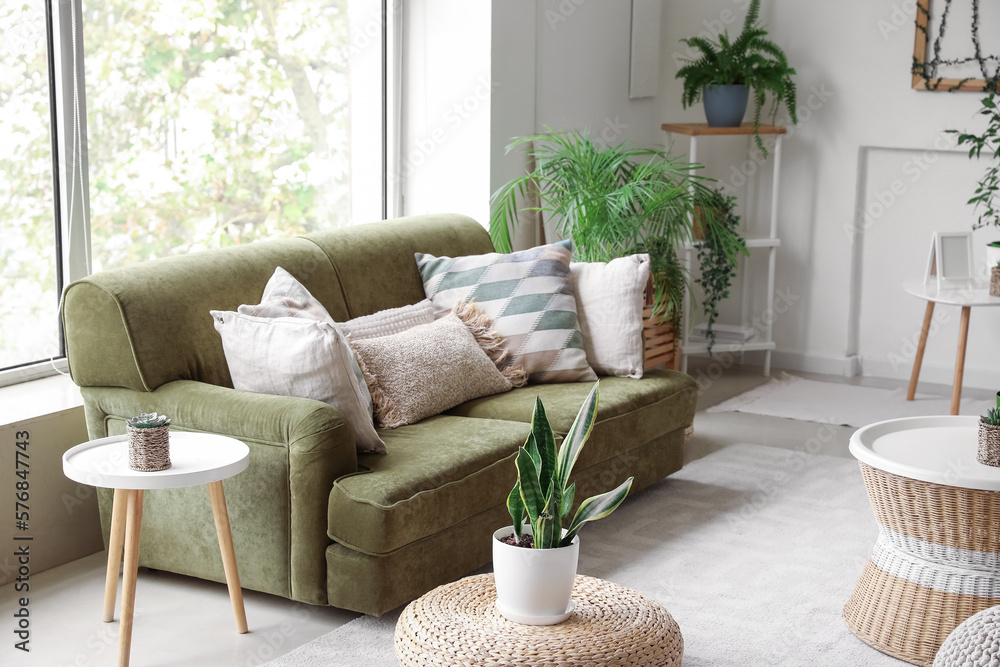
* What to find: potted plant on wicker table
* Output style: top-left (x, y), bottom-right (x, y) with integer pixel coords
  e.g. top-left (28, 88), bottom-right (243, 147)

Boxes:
top-left (493, 382), bottom-right (633, 625)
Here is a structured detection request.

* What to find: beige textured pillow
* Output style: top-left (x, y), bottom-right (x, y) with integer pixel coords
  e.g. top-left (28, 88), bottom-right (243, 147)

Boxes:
top-left (339, 300), bottom-right (435, 340)
top-left (570, 254), bottom-right (650, 379)
top-left (351, 309), bottom-right (523, 429)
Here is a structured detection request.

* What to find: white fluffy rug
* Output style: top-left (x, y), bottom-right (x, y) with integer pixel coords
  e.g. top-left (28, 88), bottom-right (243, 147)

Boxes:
top-left (265, 444), bottom-right (908, 666)
top-left (708, 373), bottom-right (995, 427)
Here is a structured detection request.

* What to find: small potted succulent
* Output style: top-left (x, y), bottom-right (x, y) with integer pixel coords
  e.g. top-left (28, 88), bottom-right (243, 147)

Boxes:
top-left (979, 407), bottom-right (1000, 467)
top-left (127, 412), bottom-right (172, 472)
top-left (493, 382), bottom-right (633, 625)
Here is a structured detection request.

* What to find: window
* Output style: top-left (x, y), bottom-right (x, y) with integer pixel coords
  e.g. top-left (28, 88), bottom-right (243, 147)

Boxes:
top-left (0, 0), bottom-right (396, 381)
top-left (0, 1), bottom-right (61, 371)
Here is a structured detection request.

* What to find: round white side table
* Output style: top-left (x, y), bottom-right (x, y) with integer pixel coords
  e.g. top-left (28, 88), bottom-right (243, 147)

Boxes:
top-left (902, 280), bottom-right (1000, 415)
top-left (63, 431), bottom-right (250, 667)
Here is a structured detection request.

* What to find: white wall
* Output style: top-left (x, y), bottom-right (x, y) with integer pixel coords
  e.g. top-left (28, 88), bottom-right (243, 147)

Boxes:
top-left (658, 0), bottom-right (1000, 389)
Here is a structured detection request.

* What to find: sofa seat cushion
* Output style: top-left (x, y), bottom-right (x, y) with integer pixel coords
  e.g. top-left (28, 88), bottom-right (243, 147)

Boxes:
top-left (328, 415), bottom-right (530, 556)
top-left (446, 370), bottom-right (698, 471)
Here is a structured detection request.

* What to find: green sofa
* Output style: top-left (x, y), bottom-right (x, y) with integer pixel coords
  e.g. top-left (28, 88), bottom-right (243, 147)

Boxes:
top-left (62, 213), bottom-right (697, 615)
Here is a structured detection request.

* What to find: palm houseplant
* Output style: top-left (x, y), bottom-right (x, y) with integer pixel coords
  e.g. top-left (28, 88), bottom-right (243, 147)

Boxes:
top-left (493, 382), bottom-right (633, 625)
top-left (949, 94), bottom-right (1000, 269)
top-left (675, 0), bottom-right (797, 155)
top-left (489, 128), bottom-right (741, 352)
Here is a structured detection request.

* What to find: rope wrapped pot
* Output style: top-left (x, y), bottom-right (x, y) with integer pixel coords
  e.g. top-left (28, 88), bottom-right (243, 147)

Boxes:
top-left (127, 413), bottom-right (172, 472)
top-left (395, 574), bottom-right (683, 666)
top-left (990, 267), bottom-right (1000, 298)
top-left (979, 420), bottom-right (1000, 467)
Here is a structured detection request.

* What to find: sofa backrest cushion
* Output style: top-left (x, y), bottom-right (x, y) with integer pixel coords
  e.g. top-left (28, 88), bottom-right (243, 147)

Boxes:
top-left (64, 237), bottom-right (346, 391)
top-left (305, 214), bottom-right (494, 319)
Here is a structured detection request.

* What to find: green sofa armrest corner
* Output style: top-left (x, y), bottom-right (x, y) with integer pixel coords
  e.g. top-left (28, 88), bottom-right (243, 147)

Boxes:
top-left (81, 380), bottom-right (358, 605)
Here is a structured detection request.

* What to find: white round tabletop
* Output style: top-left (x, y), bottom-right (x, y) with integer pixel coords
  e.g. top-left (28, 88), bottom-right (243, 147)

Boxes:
top-left (903, 279), bottom-right (1000, 307)
top-left (63, 431), bottom-right (249, 490)
top-left (849, 415), bottom-right (1000, 491)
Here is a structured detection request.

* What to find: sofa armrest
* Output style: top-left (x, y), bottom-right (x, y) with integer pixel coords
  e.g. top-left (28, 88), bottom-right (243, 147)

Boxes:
top-left (80, 380), bottom-right (357, 605)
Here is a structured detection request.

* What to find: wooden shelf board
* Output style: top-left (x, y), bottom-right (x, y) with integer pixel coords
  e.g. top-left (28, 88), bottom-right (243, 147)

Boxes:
top-left (661, 122), bottom-right (787, 136)
top-left (684, 237), bottom-right (780, 251)
top-left (680, 340), bottom-right (776, 354)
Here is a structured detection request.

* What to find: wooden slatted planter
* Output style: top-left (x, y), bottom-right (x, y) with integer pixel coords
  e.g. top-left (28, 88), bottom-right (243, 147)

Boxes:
top-left (643, 277), bottom-right (679, 371)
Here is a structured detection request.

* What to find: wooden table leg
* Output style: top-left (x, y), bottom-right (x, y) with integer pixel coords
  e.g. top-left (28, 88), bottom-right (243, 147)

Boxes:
top-left (103, 488), bottom-right (128, 622)
top-left (907, 301), bottom-right (935, 401)
top-left (951, 306), bottom-right (971, 416)
top-left (208, 481), bottom-right (248, 634)
top-left (118, 489), bottom-right (143, 667)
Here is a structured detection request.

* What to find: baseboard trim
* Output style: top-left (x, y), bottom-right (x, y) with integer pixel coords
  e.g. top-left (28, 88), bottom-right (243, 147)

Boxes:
top-left (768, 351), bottom-right (856, 378)
top-left (860, 357), bottom-right (998, 393)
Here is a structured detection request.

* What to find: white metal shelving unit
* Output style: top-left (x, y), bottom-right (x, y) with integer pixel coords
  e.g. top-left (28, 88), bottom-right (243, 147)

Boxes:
top-left (661, 122), bottom-right (786, 376)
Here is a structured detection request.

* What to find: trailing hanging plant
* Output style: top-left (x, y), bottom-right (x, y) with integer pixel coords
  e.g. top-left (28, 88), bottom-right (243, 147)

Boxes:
top-left (695, 189), bottom-right (748, 353)
top-left (675, 0), bottom-right (797, 155)
top-left (948, 94), bottom-right (1000, 231)
top-left (489, 128), bottom-right (726, 316)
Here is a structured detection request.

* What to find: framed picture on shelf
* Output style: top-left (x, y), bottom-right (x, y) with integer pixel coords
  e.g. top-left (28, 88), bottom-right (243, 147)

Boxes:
top-left (925, 231), bottom-right (974, 290)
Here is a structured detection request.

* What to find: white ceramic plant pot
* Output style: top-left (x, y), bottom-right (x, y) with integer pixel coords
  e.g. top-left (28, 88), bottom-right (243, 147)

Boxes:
top-left (492, 525), bottom-right (579, 625)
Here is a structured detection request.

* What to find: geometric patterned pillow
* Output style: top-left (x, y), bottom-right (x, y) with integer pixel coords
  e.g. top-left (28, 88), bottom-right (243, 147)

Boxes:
top-left (415, 240), bottom-right (597, 384)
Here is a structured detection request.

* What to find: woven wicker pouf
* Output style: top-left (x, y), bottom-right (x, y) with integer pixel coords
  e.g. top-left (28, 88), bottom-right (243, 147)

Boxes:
top-left (844, 463), bottom-right (1000, 667)
top-left (394, 573), bottom-right (683, 666)
top-left (932, 605), bottom-right (1000, 666)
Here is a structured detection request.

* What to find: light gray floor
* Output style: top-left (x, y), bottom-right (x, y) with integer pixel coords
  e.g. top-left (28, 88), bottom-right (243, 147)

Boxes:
top-left (1, 362), bottom-right (986, 666)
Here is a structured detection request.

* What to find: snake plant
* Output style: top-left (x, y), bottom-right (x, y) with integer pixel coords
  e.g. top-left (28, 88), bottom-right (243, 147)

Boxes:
top-left (506, 382), bottom-right (633, 549)
top-left (127, 412), bottom-right (171, 429)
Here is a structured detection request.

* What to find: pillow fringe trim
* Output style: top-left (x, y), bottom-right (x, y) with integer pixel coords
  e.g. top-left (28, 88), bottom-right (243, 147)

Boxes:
top-left (348, 342), bottom-right (407, 430)
top-left (453, 301), bottom-right (528, 388)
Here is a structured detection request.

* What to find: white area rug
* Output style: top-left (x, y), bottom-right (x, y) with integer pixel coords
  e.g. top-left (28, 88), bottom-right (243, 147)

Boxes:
top-left (265, 444), bottom-right (907, 666)
top-left (708, 373), bottom-right (995, 427)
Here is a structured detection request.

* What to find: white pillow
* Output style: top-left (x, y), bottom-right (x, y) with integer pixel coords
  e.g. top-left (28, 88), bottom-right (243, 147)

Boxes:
top-left (237, 266), bottom-right (334, 323)
top-left (570, 254), bottom-right (650, 379)
top-left (339, 300), bottom-right (435, 340)
top-left (211, 268), bottom-right (386, 455)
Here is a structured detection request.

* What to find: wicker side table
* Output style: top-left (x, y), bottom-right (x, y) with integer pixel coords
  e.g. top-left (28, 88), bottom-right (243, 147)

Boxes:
top-left (395, 573), bottom-right (683, 666)
top-left (845, 417), bottom-right (1000, 667)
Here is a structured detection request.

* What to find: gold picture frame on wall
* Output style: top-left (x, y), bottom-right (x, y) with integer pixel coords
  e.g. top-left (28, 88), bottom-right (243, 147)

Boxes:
top-left (912, 0), bottom-right (999, 91)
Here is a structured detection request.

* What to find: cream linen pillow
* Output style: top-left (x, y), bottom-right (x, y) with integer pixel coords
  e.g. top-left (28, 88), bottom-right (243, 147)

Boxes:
top-left (339, 300), bottom-right (435, 340)
top-left (351, 309), bottom-right (523, 429)
top-left (210, 312), bottom-right (386, 454)
top-left (212, 267), bottom-right (385, 454)
top-left (570, 254), bottom-right (650, 379)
